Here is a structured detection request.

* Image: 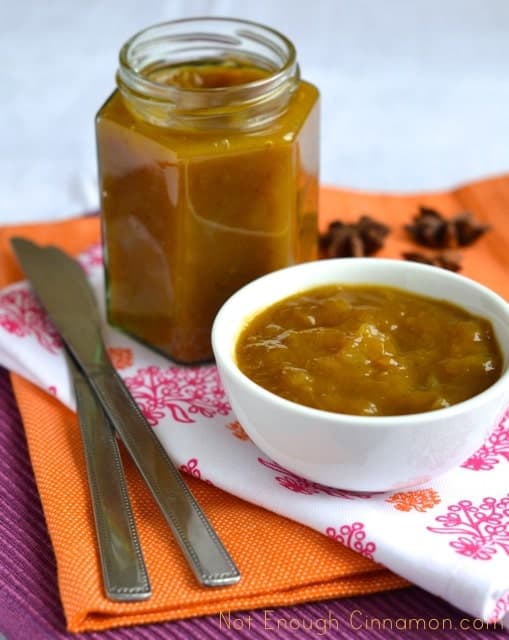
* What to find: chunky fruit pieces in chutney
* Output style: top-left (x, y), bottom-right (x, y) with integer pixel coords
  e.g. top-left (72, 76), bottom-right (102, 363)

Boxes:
top-left (235, 284), bottom-right (503, 416)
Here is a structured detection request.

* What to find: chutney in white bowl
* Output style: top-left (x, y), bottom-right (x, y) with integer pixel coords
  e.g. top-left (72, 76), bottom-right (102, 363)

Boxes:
top-left (235, 284), bottom-right (502, 417)
top-left (212, 258), bottom-right (509, 490)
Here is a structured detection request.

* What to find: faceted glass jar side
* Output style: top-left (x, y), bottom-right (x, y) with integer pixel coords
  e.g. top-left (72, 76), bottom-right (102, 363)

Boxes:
top-left (96, 19), bottom-right (320, 364)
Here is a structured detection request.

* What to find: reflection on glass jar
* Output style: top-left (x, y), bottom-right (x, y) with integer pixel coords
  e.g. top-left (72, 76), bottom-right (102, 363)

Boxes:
top-left (96, 18), bottom-right (320, 363)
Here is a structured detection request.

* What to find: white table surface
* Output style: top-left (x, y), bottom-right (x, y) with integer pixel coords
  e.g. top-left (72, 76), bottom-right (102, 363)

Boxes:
top-left (2, 0), bottom-right (509, 224)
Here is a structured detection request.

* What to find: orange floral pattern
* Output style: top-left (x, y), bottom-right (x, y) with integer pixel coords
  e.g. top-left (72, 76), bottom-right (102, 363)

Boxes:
top-left (386, 488), bottom-right (441, 513)
top-left (107, 347), bottom-right (133, 370)
top-left (226, 420), bottom-right (250, 441)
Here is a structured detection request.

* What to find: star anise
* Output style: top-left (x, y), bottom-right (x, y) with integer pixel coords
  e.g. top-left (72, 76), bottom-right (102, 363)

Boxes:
top-left (402, 250), bottom-right (462, 272)
top-left (405, 207), bottom-right (490, 248)
top-left (319, 215), bottom-right (390, 258)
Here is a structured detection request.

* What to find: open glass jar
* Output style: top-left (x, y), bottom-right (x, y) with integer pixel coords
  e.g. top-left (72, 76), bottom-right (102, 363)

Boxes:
top-left (96, 18), bottom-right (320, 363)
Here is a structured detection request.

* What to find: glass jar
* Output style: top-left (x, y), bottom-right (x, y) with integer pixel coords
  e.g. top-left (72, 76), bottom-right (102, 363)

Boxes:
top-left (96, 18), bottom-right (320, 363)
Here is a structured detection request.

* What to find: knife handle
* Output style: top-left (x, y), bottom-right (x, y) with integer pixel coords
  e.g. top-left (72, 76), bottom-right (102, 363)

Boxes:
top-left (71, 359), bottom-right (151, 601)
top-left (87, 364), bottom-right (240, 587)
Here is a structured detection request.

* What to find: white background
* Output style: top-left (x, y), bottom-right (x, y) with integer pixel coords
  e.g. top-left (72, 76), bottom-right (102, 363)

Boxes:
top-left (2, 0), bottom-right (509, 224)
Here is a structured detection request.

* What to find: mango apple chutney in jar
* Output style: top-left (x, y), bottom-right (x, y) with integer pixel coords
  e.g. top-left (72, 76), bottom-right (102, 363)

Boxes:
top-left (96, 18), bottom-right (319, 363)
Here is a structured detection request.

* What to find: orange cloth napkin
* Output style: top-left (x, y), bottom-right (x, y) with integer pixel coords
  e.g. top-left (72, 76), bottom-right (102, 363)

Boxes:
top-left (2, 175), bottom-right (508, 633)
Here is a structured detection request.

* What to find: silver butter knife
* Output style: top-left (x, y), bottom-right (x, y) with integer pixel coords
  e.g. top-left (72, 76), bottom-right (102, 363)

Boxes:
top-left (12, 237), bottom-right (240, 588)
top-left (64, 348), bottom-right (151, 601)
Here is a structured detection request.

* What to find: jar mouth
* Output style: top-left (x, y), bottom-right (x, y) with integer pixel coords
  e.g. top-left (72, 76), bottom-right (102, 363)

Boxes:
top-left (116, 17), bottom-right (299, 128)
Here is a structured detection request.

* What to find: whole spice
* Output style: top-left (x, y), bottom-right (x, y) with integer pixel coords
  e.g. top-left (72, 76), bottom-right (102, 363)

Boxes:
top-left (405, 207), bottom-right (490, 248)
top-left (319, 215), bottom-right (390, 258)
top-left (402, 250), bottom-right (462, 272)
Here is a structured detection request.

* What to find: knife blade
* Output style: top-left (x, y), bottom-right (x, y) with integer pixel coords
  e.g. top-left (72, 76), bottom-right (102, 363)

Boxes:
top-left (11, 237), bottom-right (240, 587)
top-left (64, 348), bottom-right (151, 601)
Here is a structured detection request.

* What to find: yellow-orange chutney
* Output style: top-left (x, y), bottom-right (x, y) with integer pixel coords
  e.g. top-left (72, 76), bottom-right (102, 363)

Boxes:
top-left (235, 284), bottom-right (503, 416)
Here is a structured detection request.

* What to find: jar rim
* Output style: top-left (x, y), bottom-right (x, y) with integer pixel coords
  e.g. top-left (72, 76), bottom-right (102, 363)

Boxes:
top-left (117, 17), bottom-right (298, 103)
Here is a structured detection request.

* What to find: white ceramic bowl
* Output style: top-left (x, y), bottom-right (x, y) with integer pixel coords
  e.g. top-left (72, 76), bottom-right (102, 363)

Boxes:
top-left (212, 258), bottom-right (509, 492)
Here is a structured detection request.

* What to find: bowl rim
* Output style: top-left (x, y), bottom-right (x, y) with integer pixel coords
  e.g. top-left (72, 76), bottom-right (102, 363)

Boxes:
top-left (212, 257), bottom-right (509, 427)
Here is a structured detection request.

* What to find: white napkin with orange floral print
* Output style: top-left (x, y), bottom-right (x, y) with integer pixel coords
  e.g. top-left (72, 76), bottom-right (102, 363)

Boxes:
top-left (0, 242), bottom-right (508, 628)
